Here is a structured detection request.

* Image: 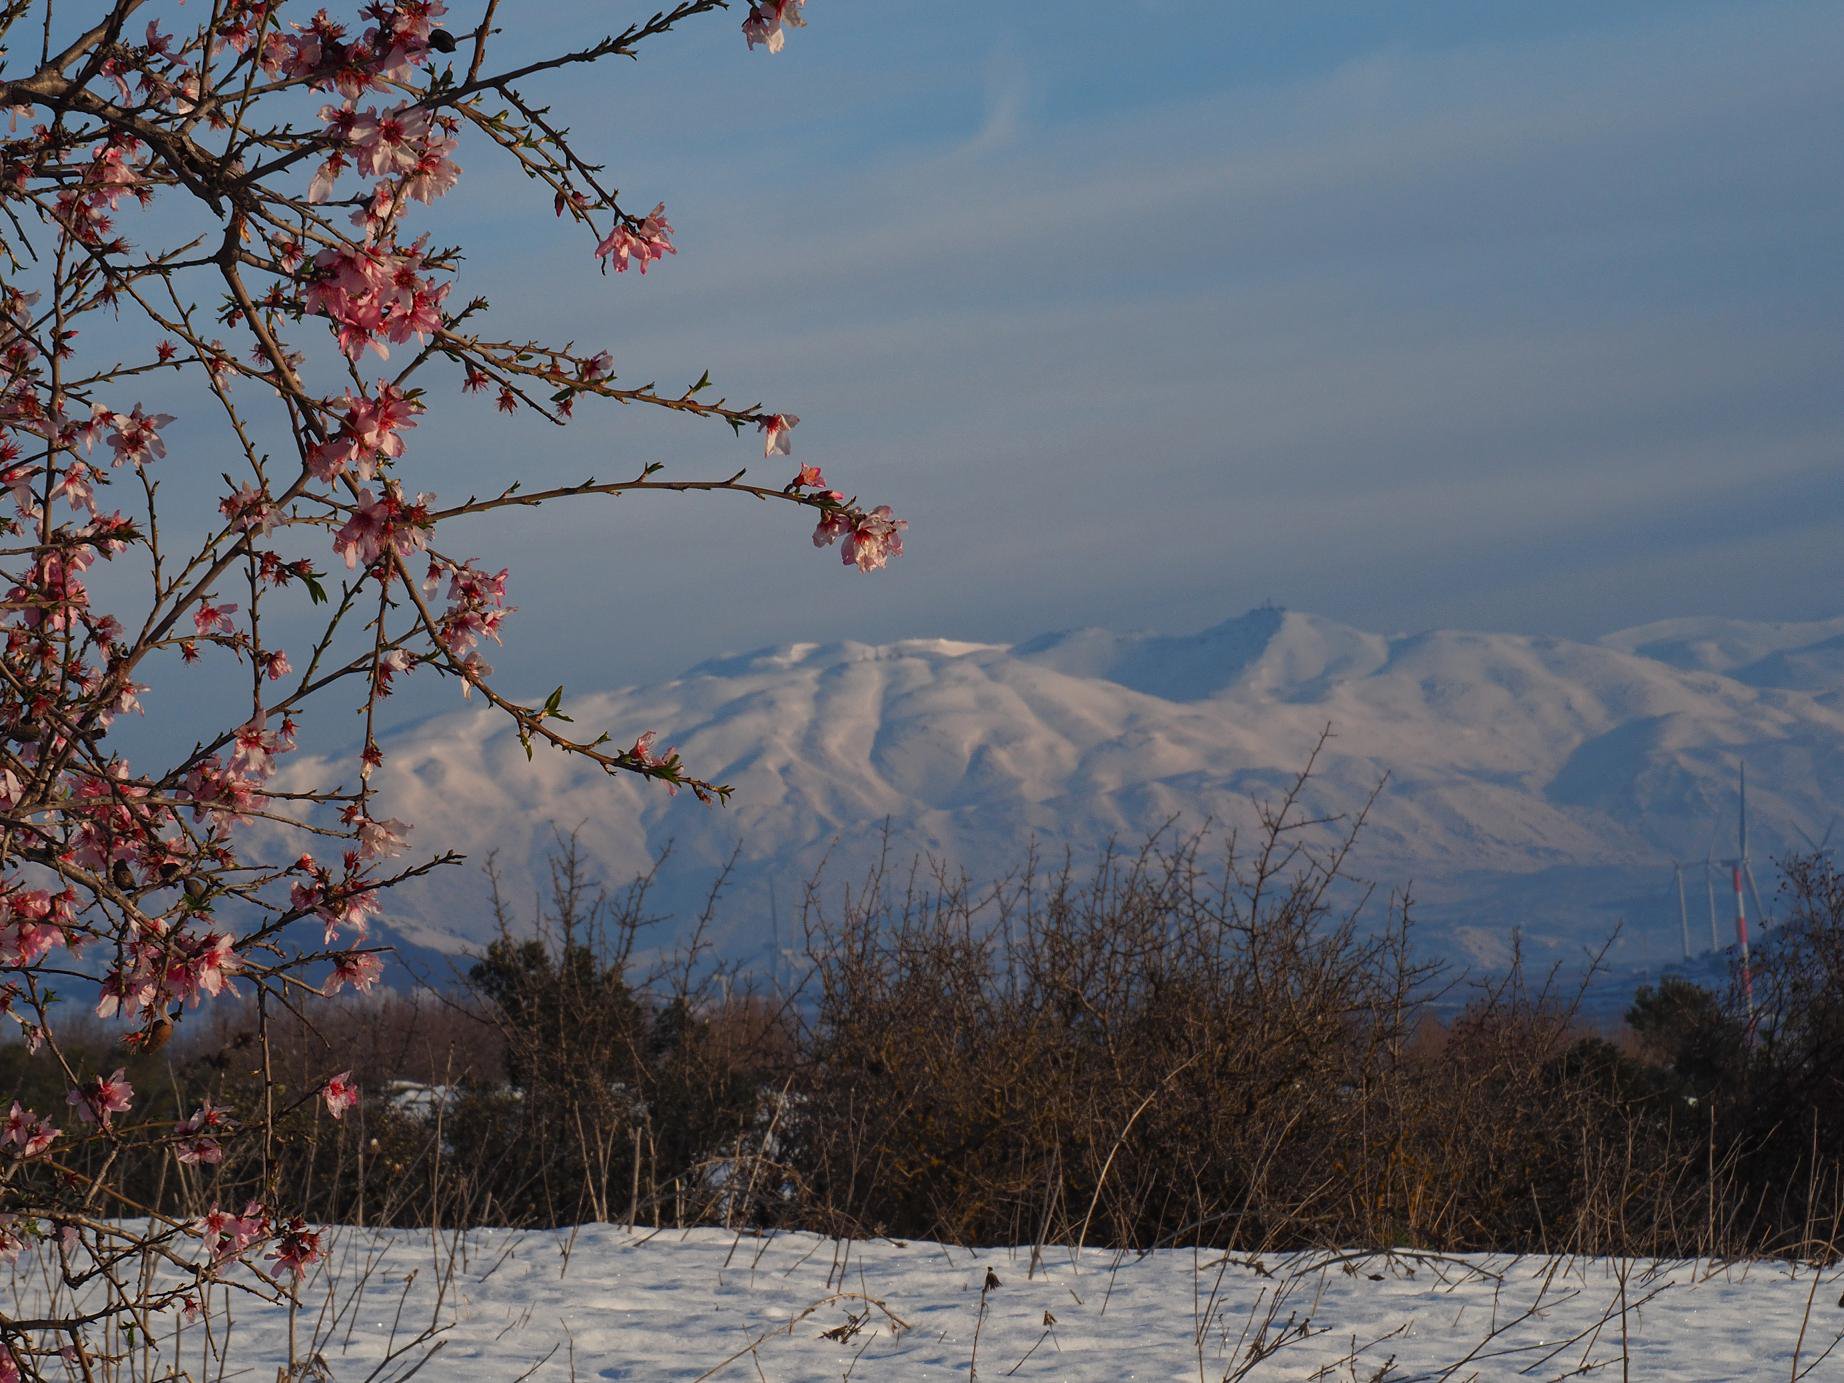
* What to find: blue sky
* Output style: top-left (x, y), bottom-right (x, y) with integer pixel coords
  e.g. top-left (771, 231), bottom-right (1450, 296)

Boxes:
top-left (106, 0), bottom-right (1844, 751)
top-left (406, 0), bottom-right (1841, 694)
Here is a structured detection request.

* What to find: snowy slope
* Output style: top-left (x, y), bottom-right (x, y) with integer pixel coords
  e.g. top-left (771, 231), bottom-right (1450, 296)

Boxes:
top-left (292, 610), bottom-right (1844, 970)
top-left (1602, 614), bottom-right (1844, 698)
top-left (10, 1226), bottom-right (1837, 1381)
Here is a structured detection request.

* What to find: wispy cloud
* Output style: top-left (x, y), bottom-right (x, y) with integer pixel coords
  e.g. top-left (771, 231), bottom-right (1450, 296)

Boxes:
top-left (225, 0), bottom-right (1844, 746)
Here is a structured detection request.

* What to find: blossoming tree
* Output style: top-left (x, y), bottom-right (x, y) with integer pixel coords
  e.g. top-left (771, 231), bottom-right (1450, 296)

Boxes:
top-left (0, 0), bottom-right (893, 1372)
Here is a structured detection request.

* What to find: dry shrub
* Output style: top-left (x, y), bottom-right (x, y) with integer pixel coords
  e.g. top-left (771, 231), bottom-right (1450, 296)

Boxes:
top-left (781, 764), bottom-right (1844, 1259)
top-left (24, 768), bottom-right (1839, 1262)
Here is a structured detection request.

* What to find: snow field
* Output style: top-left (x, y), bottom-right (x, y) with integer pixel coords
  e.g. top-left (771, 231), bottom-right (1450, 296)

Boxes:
top-left (18, 1226), bottom-right (1841, 1380)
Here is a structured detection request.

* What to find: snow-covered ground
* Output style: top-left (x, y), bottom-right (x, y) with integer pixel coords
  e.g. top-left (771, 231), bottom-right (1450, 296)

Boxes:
top-left (14, 1226), bottom-right (1842, 1380)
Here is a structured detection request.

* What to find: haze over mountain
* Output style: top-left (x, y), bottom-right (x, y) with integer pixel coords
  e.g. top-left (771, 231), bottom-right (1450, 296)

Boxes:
top-left (301, 610), bottom-right (1844, 973)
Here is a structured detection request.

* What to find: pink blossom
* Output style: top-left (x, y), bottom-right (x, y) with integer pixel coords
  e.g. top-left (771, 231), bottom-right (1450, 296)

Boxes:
top-left (51, 460), bottom-right (100, 513)
top-left (758, 413), bottom-right (799, 457)
top-left (106, 405), bottom-right (175, 468)
top-left (25, 580), bottom-right (84, 637)
top-left (72, 404), bottom-right (111, 455)
top-left (305, 241), bottom-right (450, 361)
top-left (177, 1099), bottom-right (231, 1135)
top-left (333, 485), bottom-right (432, 569)
top-left (373, 646), bottom-right (415, 695)
top-left (792, 464), bottom-right (827, 489)
top-left (2, 1102), bottom-right (57, 1158)
top-left (403, 133), bottom-right (462, 203)
top-left (811, 506), bottom-right (852, 549)
top-left (109, 678), bottom-right (147, 719)
top-left (743, 0), bottom-right (806, 53)
top-left (268, 1219), bottom-right (324, 1278)
top-left (348, 383), bottom-right (418, 457)
top-left (192, 600), bottom-right (238, 637)
top-left (627, 731), bottom-right (673, 771)
top-left (293, 873), bottom-right (381, 945)
top-left (349, 104), bottom-right (431, 178)
top-left (181, 755), bottom-right (262, 822)
top-left (200, 1201), bottom-right (268, 1264)
top-left (307, 149), bottom-right (349, 204)
top-left (814, 504), bottom-right (907, 573)
top-left (432, 561), bottom-right (513, 658)
top-left (219, 482), bottom-right (277, 534)
top-left (0, 914), bottom-right (62, 968)
top-left (625, 731), bottom-right (680, 794)
top-left (94, 969), bottom-right (136, 1020)
top-left (230, 714), bottom-right (293, 779)
top-left (594, 203), bottom-right (676, 273)
top-left (172, 930), bottom-right (239, 1005)
top-left (325, 951), bottom-right (385, 995)
top-left (174, 1099), bottom-right (233, 1164)
top-left (85, 139), bottom-right (143, 211)
top-left (68, 1068), bottom-right (134, 1126)
top-left (842, 506), bottom-right (906, 572)
top-left (320, 100), bottom-right (461, 205)
top-left (355, 814), bottom-right (410, 859)
top-left (0, 887), bottom-right (72, 968)
top-left (322, 1072), bottom-right (359, 1120)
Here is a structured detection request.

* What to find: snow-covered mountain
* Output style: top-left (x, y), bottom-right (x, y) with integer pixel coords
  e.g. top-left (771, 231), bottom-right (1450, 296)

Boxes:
top-left (300, 609), bottom-right (1844, 971)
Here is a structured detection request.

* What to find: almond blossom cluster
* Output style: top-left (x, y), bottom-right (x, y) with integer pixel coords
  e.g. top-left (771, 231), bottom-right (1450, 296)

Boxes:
top-left (256, 0), bottom-right (449, 94)
top-left (67, 1068), bottom-right (134, 1127)
top-left (310, 383), bottom-right (420, 480)
top-left (0, 887), bottom-right (75, 969)
top-left (94, 916), bottom-right (240, 1020)
top-left (814, 503), bottom-right (908, 573)
top-left (50, 134), bottom-right (151, 244)
top-left (305, 240), bottom-right (451, 361)
top-left (595, 202), bottom-right (677, 273)
top-left (0, 0), bottom-right (900, 1366)
top-left (312, 101), bottom-right (460, 205)
top-left (743, 0), bottom-right (807, 53)
top-left (290, 852), bottom-right (384, 944)
top-left (268, 1218), bottom-right (327, 1278)
top-left (200, 1202), bottom-right (271, 1266)
top-left (427, 556), bottom-right (512, 683)
top-left (174, 1100), bottom-right (234, 1165)
top-left (333, 483), bottom-right (434, 569)
top-left (2, 1102), bottom-right (58, 1159)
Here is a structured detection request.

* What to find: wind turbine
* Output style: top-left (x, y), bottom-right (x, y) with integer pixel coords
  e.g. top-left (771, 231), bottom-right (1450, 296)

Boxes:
top-left (1670, 770), bottom-right (1771, 963)
top-left (1795, 817), bottom-right (1837, 863)
top-left (1666, 820), bottom-right (1722, 959)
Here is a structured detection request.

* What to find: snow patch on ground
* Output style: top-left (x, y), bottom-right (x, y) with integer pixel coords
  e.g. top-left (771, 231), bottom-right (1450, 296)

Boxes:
top-left (17, 1226), bottom-right (1841, 1380)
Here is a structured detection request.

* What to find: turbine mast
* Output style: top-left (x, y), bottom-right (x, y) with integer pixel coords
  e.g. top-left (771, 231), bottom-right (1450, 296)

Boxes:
top-left (1734, 856), bottom-right (1754, 1018)
top-left (1675, 863), bottom-right (1691, 962)
top-left (1739, 761), bottom-right (1748, 864)
top-left (1733, 762), bottom-right (1755, 1022)
top-left (1705, 856), bottom-right (1720, 953)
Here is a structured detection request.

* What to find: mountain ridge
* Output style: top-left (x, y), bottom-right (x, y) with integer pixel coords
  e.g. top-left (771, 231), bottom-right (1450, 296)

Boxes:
top-left (290, 609), bottom-right (1844, 972)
